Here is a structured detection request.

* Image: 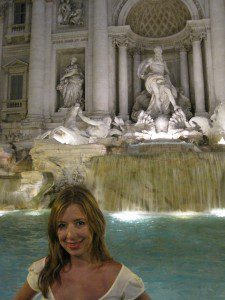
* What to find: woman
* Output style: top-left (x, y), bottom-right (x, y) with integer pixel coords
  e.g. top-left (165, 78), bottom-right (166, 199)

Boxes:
top-left (14, 186), bottom-right (151, 300)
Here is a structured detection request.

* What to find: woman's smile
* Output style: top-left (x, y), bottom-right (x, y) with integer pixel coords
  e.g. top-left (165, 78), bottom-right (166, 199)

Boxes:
top-left (66, 239), bottom-right (84, 250)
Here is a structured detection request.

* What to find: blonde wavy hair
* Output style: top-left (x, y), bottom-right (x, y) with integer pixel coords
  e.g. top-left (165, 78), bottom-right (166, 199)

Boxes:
top-left (38, 185), bottom-right (112, 297)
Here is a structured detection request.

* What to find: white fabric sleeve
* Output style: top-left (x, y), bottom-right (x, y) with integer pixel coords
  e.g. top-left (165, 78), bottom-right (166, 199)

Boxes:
top-left (122, 272), bottom-right (145, 300)
top-left (26, 258), bottom-right (46, 292)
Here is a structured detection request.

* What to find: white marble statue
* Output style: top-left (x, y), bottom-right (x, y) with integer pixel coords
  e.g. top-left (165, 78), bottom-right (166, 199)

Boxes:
top-left (38, 105), bottom-right (118, 145)
top-left (57, 57), bottom-right (84, 108)
top-left (211, 102), bottom-right (225, 134)
top-left (137, 46), bottom-right (180, 118)
top-left (176, 88), bottom-right (193, 120)
top-left (57, 0), bottom-right (84, 26)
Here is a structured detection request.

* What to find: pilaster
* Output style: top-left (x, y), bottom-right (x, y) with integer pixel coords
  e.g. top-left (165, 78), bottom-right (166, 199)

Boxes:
top-left (25, 0), bottom-right (46, 123)
top-left (108, 38), bottom-right (117, 114)
top-left (203, 24), bottom-right (216, 113)
top-left (43, 0), bottom-right (53, 122)
top-left (92, 0), bottom-right (109, 115)
top-left (117, 38), bottom-right (129, 121)
top-left (209, 0), bottom-right (225, 104)
top-left (178, 45), bottom-right (190, 99)
top-left (190, 32), bottom-right (207, 116)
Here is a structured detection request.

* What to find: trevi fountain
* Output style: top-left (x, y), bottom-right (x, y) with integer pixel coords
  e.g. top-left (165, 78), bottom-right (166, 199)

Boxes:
top-left (0, 45), bottom-right (224, 212)
top-left (0, 1), bottom-right (225, 299)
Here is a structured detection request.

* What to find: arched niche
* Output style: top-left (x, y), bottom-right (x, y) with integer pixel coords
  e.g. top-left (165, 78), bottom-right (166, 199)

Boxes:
top-left (113, 0), bottom-right (205, 27)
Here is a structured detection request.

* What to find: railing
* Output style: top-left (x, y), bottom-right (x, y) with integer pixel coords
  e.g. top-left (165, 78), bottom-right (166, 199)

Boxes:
top-left (1, 99), bottom-right (27, 120)
top-left (6, 23), bottom-right (30, 43)
top-left (11, 24), bottom-right (26, 32)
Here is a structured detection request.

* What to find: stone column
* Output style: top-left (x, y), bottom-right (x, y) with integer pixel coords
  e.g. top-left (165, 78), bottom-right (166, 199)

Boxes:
top-left (0, 13), bottom-right (4, 100)
top-left (179, 46), bottom-right (190, 98)
top-left (92, 0), bottom-right (109, 114)
top-left (191, 34), bottom-right (206, 115)
top-left (25, 0), bottom-right (31, 37)
top-left (108, 38), bottom-right (117, 114)
top-left (204, 27), bottom-right (216, 113)
top-left (0, 15), bottom-right (4, 65)
top-left (118, 41), bottom-right (129, 121)
top-left (133, 48), bottom-right (142, 98)
top-left (6, 1), bottom-right (13, 39)
top-left (85, 0), bottom-right (94, 113)
top-left (43, 0), bottom-right (53, 122)
top-left (209, 0), bottom-right (225, 104)
top-left (26, 0), bottom-right (46, 122)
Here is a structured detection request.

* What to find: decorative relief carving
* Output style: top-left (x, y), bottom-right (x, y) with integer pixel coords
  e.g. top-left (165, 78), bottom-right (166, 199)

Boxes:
top-left (113, 0), bottom-right (205, 27)
top-left (189, 30), bottom-right (207, 43)
top-left (57, 0), bottom-right (85, 27)
top-left (174, 40), bottom-right (191, 52)
top-left (0, 0), bottom-right (10, 17)
top-left (192, 0), bottom-right (204, 18)
top-left (125, 0), bottom-right (191, 38)
top-left (113, 36), bottom-right (129, 47)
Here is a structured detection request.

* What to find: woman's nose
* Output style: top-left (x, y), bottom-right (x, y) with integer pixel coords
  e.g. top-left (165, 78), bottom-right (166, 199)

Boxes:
top-left (66, 223), bottom-right (77, 238)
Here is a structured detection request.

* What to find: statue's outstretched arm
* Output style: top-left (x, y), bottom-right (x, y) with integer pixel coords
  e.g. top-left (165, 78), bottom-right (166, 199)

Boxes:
top-left (61, 68), bottom-right (77, 80)
top-left (78, 110), bottom-right (100, 126)
top-left (137, 59), bottom-right (152, 79)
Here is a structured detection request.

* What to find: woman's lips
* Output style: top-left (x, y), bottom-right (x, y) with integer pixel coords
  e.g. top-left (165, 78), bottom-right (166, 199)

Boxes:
top-left (66, 240), bottom-right (83, 249)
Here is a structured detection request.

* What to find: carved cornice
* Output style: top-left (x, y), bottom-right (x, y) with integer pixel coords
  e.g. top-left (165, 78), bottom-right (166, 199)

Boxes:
top-left (108, 19), bottom-right (210, 51)
top-left (52, 30), bottom-right (88, 45)
top-left (3, 44), bottom-right (30, 56)
top-left (186, 19), bottom-right (208, 43)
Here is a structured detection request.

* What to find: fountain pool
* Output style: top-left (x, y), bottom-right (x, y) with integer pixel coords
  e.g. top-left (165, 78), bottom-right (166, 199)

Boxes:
top-left (1, 209), bottom-right (225, 300)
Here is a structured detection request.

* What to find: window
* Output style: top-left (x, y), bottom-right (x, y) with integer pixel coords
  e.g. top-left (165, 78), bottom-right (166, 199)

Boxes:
top-left (10, 75), bottom-right (23, 100)
top-left (14, 2), bottom-right (26, 25)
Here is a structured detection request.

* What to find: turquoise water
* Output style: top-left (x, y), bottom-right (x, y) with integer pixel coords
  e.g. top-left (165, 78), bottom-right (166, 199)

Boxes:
top-left (0, 210), bottom-right (225, 300)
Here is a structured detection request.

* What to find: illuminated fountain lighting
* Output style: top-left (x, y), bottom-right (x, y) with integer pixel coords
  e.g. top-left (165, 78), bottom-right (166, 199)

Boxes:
top-left (24, 210), bottom-right (48, 216)
top-left (112, 211), bottom-right (150, 221)
top-left (218, 137), bottom-right (225, 145)
top-left (0, 210), bottom-right (12, 217)
top-left (210, 209), bottom-right (225, 217)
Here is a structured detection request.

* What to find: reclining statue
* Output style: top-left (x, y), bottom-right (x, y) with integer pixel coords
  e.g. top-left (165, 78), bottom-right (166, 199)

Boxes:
top-left (38, 105), bottom-right (117, 145)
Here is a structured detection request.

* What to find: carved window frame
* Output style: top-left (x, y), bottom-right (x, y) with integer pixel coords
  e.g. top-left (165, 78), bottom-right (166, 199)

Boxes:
top-left (2, 60), bottom-right (28, 120)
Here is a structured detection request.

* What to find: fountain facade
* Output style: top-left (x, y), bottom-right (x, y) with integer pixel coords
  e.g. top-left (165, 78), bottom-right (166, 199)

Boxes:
top-left (0, 0), bottom-right (225, 211)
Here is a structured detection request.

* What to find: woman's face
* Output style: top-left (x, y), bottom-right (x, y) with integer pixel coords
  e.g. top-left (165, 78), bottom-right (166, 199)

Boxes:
top-left (57, 203), bottom-right (93, 261)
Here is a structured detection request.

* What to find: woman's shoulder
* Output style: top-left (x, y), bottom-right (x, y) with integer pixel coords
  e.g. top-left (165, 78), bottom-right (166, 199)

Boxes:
top-left (28, 257), bottom-right (47, 274)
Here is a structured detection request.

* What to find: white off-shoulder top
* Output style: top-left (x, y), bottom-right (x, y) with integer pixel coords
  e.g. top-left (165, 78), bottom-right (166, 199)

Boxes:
top-left (27, 258), bottom-right (145, 300)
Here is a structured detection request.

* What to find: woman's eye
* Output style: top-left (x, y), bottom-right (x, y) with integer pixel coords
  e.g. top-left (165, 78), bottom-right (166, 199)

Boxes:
top-left (76, 220), bottom-right (85, 227)
top-left (58, 223), bottom-right (66, 229)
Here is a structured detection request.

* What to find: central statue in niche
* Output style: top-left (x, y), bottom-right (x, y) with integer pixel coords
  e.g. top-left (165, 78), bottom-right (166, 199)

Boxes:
top-left (137, 46), bottom-right (180, 118)
top-left (131, 46), bottom-right (191, 134)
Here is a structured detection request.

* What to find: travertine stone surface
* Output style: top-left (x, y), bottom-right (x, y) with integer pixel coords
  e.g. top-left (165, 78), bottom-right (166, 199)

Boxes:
top-left (27, 0), bottom-right (46, 119)
top-left (30, 140), bottom-right (107, 186)
top-left (210, 0), bottom-right (225, 104)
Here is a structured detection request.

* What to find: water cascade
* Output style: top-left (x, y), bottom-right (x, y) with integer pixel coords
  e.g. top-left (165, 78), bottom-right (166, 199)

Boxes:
top-left (87, 152), bottom-right (225, 212)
